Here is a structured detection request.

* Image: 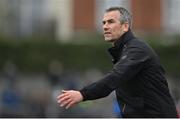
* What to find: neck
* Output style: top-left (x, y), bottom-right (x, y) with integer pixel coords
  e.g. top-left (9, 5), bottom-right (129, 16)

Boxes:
top-left (111, 32), bottom-right (126, 47)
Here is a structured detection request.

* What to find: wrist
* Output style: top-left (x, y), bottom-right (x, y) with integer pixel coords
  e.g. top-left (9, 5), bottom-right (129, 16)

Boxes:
top-left (78, 91), bottom-right (83, 102)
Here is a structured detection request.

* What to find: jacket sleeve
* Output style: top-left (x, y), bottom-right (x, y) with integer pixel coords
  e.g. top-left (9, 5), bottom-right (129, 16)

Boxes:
top-left (80, 45), bottom-right (150, 101)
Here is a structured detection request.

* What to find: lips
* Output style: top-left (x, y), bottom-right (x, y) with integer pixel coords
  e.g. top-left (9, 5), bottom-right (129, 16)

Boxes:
top-left (104, 32), bottom-right (111, 35)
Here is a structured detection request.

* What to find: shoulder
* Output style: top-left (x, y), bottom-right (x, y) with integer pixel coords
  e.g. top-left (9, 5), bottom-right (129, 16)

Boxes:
top-left (122, 38), bottom-right (159, 61)
top-left (128, 38), bottom-right (149, 48)
top-left (126, 38), bottom-right (154, 53)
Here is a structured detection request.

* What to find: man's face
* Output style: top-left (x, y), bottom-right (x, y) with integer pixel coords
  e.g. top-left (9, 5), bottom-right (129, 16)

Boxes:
top-left (102, 10), bottom-right (127, 42)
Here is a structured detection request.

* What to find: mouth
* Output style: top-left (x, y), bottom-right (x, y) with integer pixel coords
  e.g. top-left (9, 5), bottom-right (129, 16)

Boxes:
top-left (104, 32), bottom-right (111, 35)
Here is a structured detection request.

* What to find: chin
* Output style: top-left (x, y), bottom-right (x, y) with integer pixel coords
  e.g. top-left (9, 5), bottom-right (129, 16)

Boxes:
top-left (105, 38), bottom-right (114, 42)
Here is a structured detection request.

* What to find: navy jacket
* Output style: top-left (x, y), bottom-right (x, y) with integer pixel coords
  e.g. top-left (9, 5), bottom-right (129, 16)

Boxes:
top-left (80, 30), bottom-right (178, 117)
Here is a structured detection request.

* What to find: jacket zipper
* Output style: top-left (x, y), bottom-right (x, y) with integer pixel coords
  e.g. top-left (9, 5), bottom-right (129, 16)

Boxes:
top-left (122, 104), bottom-right (126, 113)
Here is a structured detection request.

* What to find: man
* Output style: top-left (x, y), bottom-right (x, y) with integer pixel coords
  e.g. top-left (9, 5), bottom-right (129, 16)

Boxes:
top-left (57, 7), bottom-right (178, 117)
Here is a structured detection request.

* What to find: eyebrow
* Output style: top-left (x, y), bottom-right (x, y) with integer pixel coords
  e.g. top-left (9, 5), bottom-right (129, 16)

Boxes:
top-left (102, 19), bottom-right (115, 24)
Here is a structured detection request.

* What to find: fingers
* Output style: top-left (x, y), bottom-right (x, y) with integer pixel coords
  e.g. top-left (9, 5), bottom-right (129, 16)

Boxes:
top-left (62, 90), bottom-right (68, 93)
top-left (57, 90), bottom-right (81, 109)
top-left (57, 90), bottom-right (69, 98)
top-left (58, 95), bottom-right (70, 104)
top-left (65, 100), bottom-right (75, 109)
top-left (57, 91), bottom-right (69, 99)
top-left (58, 97), bottom-right (75, 109)
top-left (60, 98), bottom-right (72, 107)
top-left (57, 93), bottom-right (70, 103)
top-left (57, 90), bottom-right (72, 107)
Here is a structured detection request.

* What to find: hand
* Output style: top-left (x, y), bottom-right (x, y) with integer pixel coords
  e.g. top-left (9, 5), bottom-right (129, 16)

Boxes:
top-left (57, 90), bottom-right (83, 109)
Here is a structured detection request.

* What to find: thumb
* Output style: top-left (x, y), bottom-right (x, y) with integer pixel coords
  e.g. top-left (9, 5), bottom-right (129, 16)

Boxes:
top-left (62, 90), bottom-right (68, 93)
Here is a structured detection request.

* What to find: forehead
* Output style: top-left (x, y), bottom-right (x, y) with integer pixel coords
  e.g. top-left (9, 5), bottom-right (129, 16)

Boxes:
top-left (103, 10), bottom-right (121, 21)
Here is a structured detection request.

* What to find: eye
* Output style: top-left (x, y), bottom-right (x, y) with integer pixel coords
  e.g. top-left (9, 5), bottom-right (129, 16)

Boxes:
top-left (102, 21), bottom-right (106, 25)
top-left (108, 19), bottom-right (115, 24)
top-left (102, 19), bottom-right (116, 25)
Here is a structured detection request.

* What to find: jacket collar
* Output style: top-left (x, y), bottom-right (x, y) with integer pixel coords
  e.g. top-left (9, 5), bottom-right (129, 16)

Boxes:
top-left (108, 30), bottom-right (135, 63)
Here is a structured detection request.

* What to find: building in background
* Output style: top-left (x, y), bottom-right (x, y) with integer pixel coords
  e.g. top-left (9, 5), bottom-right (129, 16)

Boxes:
top-left (0, 0), bottom-right (21, 37)
top-left (162, 0), bottom-right (180, 34)
top-left (131, 0), bottom-right (161, 33)
top-left (0, 0), bottom-right (180, 41)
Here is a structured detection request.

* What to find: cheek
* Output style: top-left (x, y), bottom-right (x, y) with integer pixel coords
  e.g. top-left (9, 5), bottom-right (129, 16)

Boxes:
top-left (113, 27), bottom-right (123, 36)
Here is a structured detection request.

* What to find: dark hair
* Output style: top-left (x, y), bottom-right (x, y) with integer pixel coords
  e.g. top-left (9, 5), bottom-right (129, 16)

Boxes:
top-left (106, 7), bottom-right (132, 28)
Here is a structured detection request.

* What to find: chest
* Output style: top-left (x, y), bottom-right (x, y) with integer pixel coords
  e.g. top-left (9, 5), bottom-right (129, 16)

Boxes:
top-left (111, 45), bottom-right (128, 64)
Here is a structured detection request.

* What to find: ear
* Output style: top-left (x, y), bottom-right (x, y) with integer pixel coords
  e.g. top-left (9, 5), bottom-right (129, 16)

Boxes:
top-left (122, 22), bottom-right (130, 32)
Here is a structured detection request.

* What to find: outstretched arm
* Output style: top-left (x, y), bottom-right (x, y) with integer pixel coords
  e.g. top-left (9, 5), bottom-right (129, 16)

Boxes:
top-left (57, 90), bottom-right (83, 109)
top-left (57, 45), bottom-right (149, 109)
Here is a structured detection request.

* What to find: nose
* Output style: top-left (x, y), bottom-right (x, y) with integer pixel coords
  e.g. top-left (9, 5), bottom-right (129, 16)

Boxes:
top-left (103, 23), bottom-right (109, 31)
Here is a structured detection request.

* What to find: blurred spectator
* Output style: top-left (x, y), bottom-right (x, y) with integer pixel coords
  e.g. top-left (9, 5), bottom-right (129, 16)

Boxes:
top-left (2, 60), bottom-right (17, 85)
top-left (3, 60), bottom-right (17, 85)
top-left (0, 60), bottom-right (23, 117)
top-left (47, 60), bottom-right (63, 87)
top-left (0, 83), bottom-right (23, 117)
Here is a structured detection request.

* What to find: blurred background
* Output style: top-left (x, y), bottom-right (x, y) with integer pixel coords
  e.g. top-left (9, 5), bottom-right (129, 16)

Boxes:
top-left (0, 0), bottom-right (180, 117)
